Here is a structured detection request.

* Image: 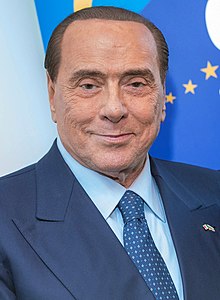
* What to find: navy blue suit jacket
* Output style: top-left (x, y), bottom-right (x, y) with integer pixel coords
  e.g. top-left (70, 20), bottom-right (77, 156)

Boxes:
top-left (0, 141), bottom-right (220, 299)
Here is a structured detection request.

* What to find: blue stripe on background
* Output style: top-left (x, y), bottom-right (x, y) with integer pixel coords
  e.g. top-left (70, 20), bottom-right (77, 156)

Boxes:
top-left (35, 0), bottom-right (73, 49)
top-left (92, 0), bottom-right (150, 13)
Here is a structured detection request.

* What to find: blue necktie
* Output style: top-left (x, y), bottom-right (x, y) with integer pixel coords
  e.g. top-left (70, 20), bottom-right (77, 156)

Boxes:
top-left (118, 190), bottom-right (179, 300)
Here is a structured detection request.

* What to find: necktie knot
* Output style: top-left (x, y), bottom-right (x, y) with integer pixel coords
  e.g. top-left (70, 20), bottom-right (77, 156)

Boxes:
top-left (118, 190), bottom-right (145, 224)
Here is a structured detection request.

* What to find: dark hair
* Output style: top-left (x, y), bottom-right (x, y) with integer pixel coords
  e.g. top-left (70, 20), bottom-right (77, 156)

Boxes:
top-left (44, 6), bottom-right (169, 83)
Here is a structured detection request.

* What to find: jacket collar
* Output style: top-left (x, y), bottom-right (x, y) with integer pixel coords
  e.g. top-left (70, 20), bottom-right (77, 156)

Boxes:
top-left (35, 140), bottom-right (75, 221)
top-left (150, 156), bottom-right (219, 210)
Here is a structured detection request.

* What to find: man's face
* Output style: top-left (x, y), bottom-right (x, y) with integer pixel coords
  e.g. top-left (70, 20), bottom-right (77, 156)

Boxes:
top-left (48, 19), bottom-right (166, 186)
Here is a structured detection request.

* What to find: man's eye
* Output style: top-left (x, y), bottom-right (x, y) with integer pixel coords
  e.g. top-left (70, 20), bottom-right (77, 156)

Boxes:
top-left (130, 82), bottom-right (145, 88)
top-left (80, 84), bottom-right (96, 90)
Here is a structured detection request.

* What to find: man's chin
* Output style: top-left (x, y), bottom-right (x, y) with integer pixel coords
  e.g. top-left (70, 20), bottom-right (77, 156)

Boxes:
top-left (87, 157), bottom-right (145, 186)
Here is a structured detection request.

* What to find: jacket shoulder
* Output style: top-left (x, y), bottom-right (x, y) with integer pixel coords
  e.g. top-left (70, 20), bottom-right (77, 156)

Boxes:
top-left (150, 157), bottom-right (220, 206)
top-left (0, 164), bottom-right (35, 180)
top-left (0, 164), bottom-right (37, 215)
top-left (151, 157), bottom-right (218, 177)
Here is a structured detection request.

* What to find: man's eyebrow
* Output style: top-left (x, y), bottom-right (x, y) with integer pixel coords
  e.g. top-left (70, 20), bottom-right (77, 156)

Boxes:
top-left (69, 70), bottom-right (106, 82)
top-left (68, 68), bottom-right (155, 83)
top-left (121, 69), bottom-right (155, 82)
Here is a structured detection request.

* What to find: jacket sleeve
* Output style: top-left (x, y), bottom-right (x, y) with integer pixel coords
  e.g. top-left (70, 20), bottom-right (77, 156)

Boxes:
top-left (0, 260), bottom-right (16, 299)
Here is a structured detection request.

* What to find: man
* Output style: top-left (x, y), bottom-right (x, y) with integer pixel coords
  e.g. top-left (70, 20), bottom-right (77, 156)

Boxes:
top-left (0, 6), bottom-right (220, 300)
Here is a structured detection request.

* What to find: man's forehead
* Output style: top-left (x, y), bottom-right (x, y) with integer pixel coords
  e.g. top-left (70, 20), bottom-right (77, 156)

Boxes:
top-left (63, 18), bottom-right (154, 42)
top-left (57, 18), bottom-right (160, 83)
top-left (60, 19), bottom-right (158, 63)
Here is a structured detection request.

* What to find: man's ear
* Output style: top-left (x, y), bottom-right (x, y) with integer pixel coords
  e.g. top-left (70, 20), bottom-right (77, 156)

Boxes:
top-left (161, 83), bottom-right (166, 123)
top-left (47, 72), bottom-right (57, 123)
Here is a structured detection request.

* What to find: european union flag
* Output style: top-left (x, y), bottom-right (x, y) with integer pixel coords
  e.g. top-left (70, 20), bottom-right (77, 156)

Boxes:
top-left (143, 0), bottom-right (220, 169)
top-left (35, 0), bottom-right (220, 169)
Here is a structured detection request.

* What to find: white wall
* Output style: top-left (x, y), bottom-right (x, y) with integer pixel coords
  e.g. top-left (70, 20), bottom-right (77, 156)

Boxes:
top-left (0, 0), bottom-right (56, 176)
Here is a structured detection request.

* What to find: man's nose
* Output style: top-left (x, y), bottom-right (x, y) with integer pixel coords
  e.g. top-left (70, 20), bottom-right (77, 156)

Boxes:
top-left (99, 88), bottom-right (128, 123)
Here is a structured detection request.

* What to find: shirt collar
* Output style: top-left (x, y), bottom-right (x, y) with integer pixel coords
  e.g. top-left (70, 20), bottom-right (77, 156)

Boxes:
top-left (129, 160), bottom-right (166, 222)
top-left (57, 137), bottom-right (165, 222)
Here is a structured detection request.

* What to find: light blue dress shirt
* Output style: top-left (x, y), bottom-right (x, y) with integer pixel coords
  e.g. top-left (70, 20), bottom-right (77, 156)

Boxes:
top-left (57, 137), bottom-right (184, 299)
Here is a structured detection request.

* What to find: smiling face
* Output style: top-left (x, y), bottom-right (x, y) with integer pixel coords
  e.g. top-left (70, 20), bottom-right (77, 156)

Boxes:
top-left (47, 19), bottom-right (166, 187)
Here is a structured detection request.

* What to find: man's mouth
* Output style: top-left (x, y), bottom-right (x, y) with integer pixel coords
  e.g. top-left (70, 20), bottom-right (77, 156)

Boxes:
top-left (93, 133), bottom-right (134, 144)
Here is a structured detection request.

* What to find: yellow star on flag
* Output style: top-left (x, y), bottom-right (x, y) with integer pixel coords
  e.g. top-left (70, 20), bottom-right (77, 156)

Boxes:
top-left (166, 92), bottom-right (176, 104)
top-left (183, 80), bottom-right (198, 94)
top-left (201, 61), bottom-right (219, 80)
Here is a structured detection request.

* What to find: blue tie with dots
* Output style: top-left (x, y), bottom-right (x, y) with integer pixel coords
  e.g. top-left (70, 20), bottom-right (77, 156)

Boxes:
top-left (118, 190), bottom-right (179, 300)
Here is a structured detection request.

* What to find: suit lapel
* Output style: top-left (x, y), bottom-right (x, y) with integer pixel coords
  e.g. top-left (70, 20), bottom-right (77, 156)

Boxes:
top-left (151, 158), bottom-right (220, 299)
top-left (13, 143), bottom-right (154, 300)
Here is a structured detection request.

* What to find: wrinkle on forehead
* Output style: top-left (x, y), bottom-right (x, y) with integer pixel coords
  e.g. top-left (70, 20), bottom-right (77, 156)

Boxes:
top-left (59, 19), bottom-right (161, 83)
